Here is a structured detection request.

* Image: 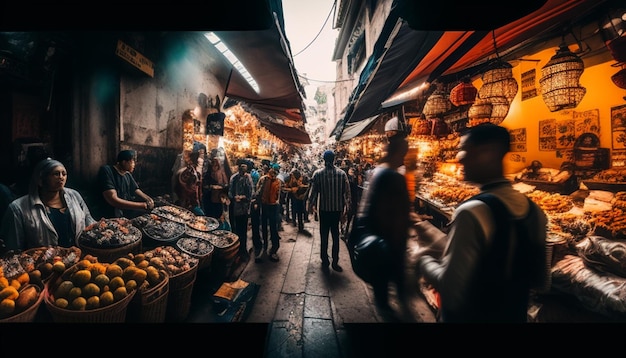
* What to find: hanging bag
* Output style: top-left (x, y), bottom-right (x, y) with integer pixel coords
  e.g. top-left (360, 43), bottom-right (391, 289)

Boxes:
top-left (348, 223), bottom-right (391, 284)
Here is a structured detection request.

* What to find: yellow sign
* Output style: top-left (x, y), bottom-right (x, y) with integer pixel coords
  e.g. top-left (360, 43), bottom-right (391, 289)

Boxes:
top-left (115, 40), bottom-right (154, 77)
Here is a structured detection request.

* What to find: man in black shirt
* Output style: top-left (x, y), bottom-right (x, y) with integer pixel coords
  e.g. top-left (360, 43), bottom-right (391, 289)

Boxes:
top-left (97, 150), bottom-right (154, 219)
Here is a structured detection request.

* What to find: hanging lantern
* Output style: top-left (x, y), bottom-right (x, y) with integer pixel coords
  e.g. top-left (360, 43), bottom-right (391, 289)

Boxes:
top-left (467, 97), bottom-right (492, 127)
top-left (449, 79), bottom-right (478, 106)
top-left (539, 43), bottom-right (586, 112)
top-left (422, 89), bottom-right (452, 118)
top-left (488, 96), bottom-right (510, 124)
top-left (413, 117), bottom-right (432, 135)
top-left (468, 97), bottom-right (492, 119)
top-left (478, 61), bottom-right (518, 104)
top-left (612, 67), bottom-right (626, 89)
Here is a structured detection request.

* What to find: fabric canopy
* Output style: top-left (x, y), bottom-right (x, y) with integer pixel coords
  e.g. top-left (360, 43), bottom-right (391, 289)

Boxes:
top-left (337, 115), bottom-right (382, 142)
top-left (211, 0), bottom-right (311, 144)
top-left (260, 120), bottom-right (312, 145)
top-left (333, 0), bottom-right (610, 141)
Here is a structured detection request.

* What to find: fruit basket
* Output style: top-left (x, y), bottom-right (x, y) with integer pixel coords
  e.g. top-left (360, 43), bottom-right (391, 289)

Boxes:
top-left (0, 282), bottom-right (46, 322)
top-left (44, 259), bottom-right (139, 323)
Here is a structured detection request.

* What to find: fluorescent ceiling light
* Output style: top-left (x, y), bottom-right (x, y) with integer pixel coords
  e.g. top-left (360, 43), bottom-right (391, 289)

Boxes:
top-left (204, 32), bottom-right (260, 93)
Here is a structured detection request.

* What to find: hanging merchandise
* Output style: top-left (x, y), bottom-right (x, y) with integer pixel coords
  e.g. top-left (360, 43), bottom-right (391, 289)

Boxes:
top-left (612, 67), bottom-right (626, 89)
top-left (539, 43), bottom-right (586, 112)
top-left (488, 96), bottom-right (510, 125)
top-left (422, 87), bottom-right (452, 119)
top-left (467, 97), bottom-right (492, 127)
top-left (449, 79), bottom-right (478, 107)
top-left (478, 61), bottom-right (518, 104)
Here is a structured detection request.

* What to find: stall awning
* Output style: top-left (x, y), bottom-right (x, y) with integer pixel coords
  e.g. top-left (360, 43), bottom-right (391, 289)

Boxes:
top-left (260, 120), bottom-right (312, 145)
top-left (333, 0), bottom-right (609, 140)
top-left (210, 0), bottom-right (311, 144)
top-left (213, 3), bottom-right (306, 120)
top-left (337, 115), bottom-right (382, 142)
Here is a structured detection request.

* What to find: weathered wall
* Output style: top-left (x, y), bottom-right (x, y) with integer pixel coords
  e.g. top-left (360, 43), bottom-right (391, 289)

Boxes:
top-left (117, 32), bottom-right (225, 197)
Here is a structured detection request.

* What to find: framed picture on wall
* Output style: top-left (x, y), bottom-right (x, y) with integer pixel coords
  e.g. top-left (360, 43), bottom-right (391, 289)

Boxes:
top-left (510, 128), bottom-right (526, 152)
top-left (611, 104), bottom-right (626, 150)
top-left (538, 118), bottom-right (556, 151)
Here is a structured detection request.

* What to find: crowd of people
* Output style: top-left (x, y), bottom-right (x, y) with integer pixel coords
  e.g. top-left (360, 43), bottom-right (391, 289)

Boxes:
top-left (0, 120), bottom-right (548, 323)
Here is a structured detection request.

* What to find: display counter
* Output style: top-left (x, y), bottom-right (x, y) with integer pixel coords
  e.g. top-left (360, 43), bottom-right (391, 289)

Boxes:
top-left (415, 194), bottom-right (453, 230)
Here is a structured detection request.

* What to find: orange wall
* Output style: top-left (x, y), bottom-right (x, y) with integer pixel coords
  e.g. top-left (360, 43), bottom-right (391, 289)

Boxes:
top-left (479, 47), bottom-right (626, 174)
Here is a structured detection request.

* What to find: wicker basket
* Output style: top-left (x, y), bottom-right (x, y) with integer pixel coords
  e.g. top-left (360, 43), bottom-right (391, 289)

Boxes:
top-left (165, 271), bottom-right (197, 322)
top-left (168, 263), bottom-right (198, 292)
top-left (78, 239), bottom-right (142, 264)
top-left (0, 284), bottom-right (46, 323)
top-left (127, 270), bottom-right (169, 323)
top-left (44, 287), bottom-right (136, 323)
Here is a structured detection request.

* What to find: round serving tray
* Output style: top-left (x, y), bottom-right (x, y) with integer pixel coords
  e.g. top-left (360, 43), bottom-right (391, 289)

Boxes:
top-left (78, 222), bottom-right (142, 248)
top-left (151, 205), bottom-right (195, 225)
top-left (186, 216), bottom-right (219, 232)
top-left (141, 220), bottom-right (186, 243)
top-left (176, 236), bottom-right (215, 257)
top-left (210, 230), bottom-right (240, 248)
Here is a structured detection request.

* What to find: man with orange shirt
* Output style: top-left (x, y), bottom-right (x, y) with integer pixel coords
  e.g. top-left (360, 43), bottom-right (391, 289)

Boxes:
top-left (254, 166), bottom-right (283, 263)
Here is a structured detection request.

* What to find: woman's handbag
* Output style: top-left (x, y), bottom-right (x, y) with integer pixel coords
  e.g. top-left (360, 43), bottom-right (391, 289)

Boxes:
top-left (348, 225), bottom-right (391, 284)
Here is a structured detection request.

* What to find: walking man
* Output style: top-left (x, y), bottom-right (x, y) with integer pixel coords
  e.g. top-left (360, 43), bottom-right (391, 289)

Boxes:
top-left (229, 162), bottom-right (254, 260)
top-left (308, 150), bottom-right (351, 273)
top-left (255, 166), bottom-right (282, 262)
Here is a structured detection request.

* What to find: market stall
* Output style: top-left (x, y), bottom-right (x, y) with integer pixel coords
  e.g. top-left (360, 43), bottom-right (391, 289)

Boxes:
top-left (0, 202), bottom-right (239, 323)
top-left (413, 159), bottom-right (626, 321)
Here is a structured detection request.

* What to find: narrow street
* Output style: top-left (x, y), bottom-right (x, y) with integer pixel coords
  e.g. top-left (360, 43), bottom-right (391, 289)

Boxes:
top-left (185, 214), bottom-right (438, 357)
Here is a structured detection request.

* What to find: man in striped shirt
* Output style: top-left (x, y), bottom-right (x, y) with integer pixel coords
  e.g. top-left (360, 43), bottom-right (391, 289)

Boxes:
top-left (308, 150), bottom-right (351, 273)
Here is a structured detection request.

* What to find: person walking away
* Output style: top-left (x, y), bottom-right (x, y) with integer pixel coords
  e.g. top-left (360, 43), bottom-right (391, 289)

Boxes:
top-left (249, 164), bottom-right (262, 258)
top-left (203, 154), bottom-right (230, 220)
top-left (351, 137), bottom-right (414, 314)
top-left (308, 150), bottom-right (351, 273)
top-left (344, 166), bottom-right (361, 240)
top-left (417, 123), bottom-right (548, 323)
top-left (291, 171), bottom-right (309, 232)
top-left (98, 150), bottom-right (154, 219)
top-left (255, 167), bottom-right (282, 262)
top-left (229, 162), bottom-right (254, 260)
top-left (285, 169), bottom-right (304, 230)
top-left (0, 158), bottom-right (96, 251)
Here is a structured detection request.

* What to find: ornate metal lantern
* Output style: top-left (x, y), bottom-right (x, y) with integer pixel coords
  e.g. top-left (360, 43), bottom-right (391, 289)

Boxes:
top-left (422, 89), bottom-right (452, 119)
top-left (539, 43), bottom-right (586, 112)
top-left (478, 61), bottom-right (518, 104)
top-left (488, 96), bottom-right (510, 124)
top-left (467, 97), bottom-right (492, 127)
top-left (449, 79), bottom-right (478, 106)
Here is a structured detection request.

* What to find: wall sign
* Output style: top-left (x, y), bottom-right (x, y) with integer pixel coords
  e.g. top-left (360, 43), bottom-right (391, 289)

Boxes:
top-left (510, 127), bottom-right (527, 152)
top-left (115, 40), bottom-right (154, 77)
top-left (611, 104), bottom-right (626, 150)
top-left (521, 68), bottom-right (538, 101)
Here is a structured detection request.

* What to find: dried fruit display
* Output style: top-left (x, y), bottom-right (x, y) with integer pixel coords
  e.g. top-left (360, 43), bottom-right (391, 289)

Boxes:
top-left (151, 205), bottom-right (195, 224)
top-left (79, 218), bottom-right (141, 248)
top-left (177, 237), bottom-right (214, 256)
top-left (143, 246), bottom-right (198, 276)
top-left (210, 230), bottom-right (240, 248)
top-left (132, 214), bottom-right (186, 242)
top-left (187, 216), bottom-right (219, 232)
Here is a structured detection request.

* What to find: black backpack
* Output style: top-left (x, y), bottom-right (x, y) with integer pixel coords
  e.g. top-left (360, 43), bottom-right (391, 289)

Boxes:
top-left (446, 192), bottom-right (547, 322)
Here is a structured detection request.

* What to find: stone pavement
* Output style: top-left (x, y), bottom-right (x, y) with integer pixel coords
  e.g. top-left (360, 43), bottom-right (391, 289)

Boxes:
top-left (185, 214), bottom-right (438, 357)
